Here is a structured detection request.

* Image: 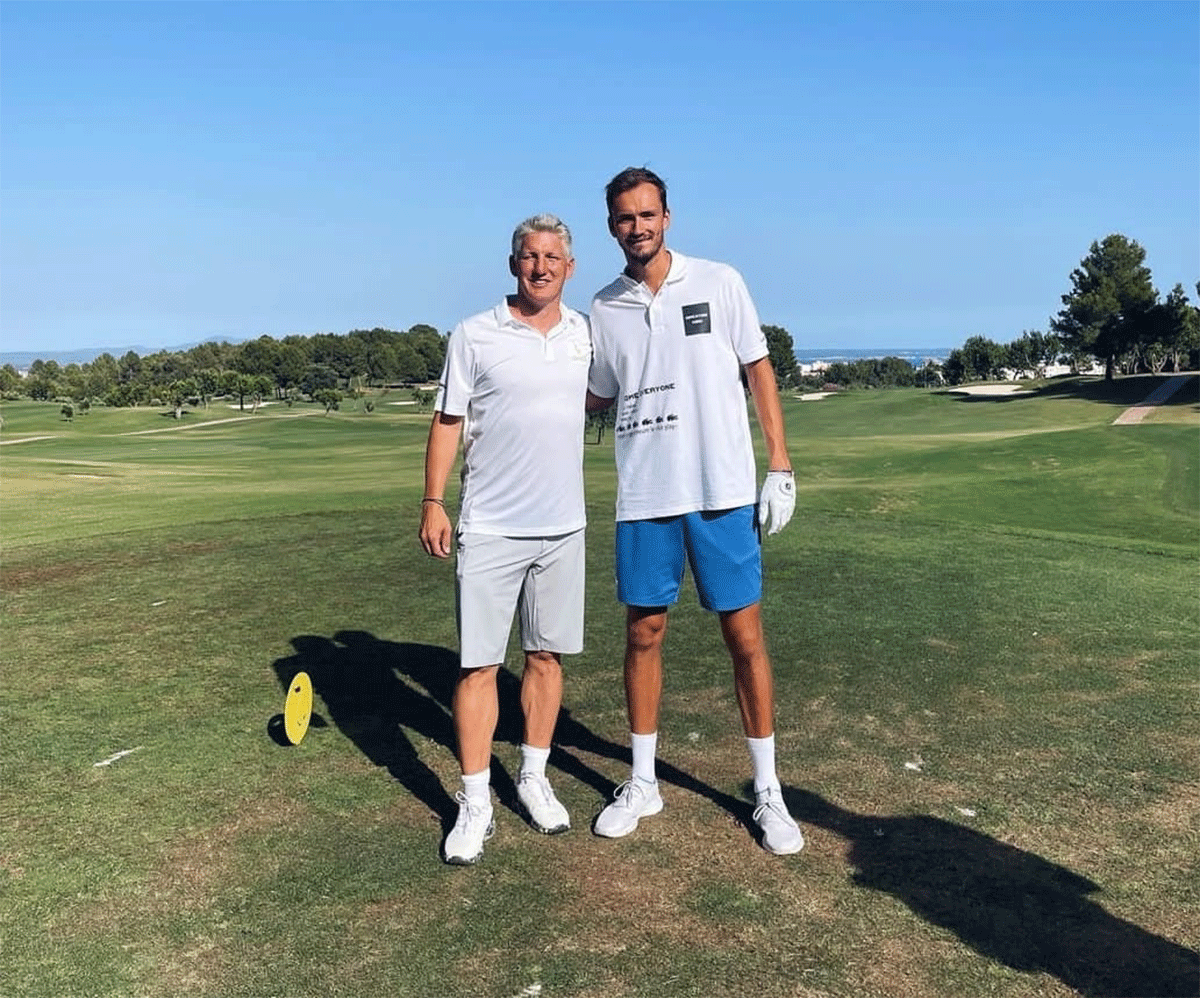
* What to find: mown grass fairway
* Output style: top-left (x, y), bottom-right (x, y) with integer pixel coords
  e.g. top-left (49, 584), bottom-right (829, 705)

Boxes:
top-left (3, 377), bottom-right (1198, 998)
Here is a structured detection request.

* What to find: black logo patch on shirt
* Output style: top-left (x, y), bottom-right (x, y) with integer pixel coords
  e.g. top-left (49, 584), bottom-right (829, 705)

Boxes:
top-left (682, 302), bottom-right (711, 336)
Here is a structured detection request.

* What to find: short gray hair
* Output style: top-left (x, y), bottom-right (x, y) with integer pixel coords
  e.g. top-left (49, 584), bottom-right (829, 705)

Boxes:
top-left (511, 213), bottom-right (573, 259)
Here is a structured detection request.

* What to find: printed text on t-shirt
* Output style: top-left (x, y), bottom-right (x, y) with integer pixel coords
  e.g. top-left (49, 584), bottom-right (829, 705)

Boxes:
top-left (682, 302), bottom-right (711, 335)
top-left (623, 383), bottom-right (675, 401)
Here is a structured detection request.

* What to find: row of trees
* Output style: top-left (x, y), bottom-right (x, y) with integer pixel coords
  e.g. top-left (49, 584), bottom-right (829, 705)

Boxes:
top-left (0, 324), bottom-right (447, 409)
top-left (940, 237), bottom-right (1198, 385)
top-left (7, 320), bottom-right (806, 407)
top-left (806, 355), bottom-right (938, 390)
top-left (793, 233), bottom-right (1198, 389)
top-left (2, 233), bottom-right (1194, 406)
top-left (942, 330), bottom-right (1064, 385)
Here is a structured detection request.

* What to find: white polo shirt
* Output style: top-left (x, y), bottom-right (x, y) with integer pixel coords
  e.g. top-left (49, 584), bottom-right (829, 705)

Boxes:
top-left (436, 300), bottom-right (591, 536)
top-left (588, 251), bottom-right (768, 521)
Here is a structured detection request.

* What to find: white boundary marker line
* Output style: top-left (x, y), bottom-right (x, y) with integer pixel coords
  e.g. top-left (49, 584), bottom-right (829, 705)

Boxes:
top-left (0, 435), bottom-right (60, 445)
top-left (93, 746), bottom-right (144, 768)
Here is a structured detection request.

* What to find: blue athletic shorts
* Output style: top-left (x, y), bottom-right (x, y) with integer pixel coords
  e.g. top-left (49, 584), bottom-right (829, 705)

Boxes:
top-left (615, 505), bottom-right (762, 612)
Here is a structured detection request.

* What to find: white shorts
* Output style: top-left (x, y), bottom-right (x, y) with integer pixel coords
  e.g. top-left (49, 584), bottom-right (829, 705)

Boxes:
top-left (455, 529), bottom-right (585, 670)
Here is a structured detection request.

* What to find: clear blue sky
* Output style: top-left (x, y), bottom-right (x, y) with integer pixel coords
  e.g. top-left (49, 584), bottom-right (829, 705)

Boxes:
top-left (1, 0), bottom-right (1196, 355)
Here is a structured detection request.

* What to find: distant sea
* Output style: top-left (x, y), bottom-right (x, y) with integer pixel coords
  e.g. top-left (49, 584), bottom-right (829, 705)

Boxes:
top-left (796, 347), bottom-right (951, 367)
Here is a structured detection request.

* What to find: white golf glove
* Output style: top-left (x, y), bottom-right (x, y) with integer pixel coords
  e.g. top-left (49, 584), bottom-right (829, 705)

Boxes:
top-left (758, 470), bottom-right (795, 536)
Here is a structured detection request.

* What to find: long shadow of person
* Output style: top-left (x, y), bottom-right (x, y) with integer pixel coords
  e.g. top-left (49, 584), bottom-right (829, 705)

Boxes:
top-left (551, 700), bottom-right (759, 837)
top-left (328, 629), bottom-right (527, 814)
top-left (271, 633), bottom-right (461, 829)
top-left (786, 789), bottom-right (1199, 998)
top-left (388, 638), bottom-right (759, 837)
top-left (274, 630), bottom-right (761, 840)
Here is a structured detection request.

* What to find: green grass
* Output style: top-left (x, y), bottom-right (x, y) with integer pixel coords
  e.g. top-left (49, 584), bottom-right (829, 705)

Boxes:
top-left (2, 377), bottom-right (1198, 998)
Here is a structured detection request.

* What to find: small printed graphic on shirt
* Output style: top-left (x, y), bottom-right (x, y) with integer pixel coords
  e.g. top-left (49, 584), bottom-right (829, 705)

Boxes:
top-left (615, 413), bottom-right (679, 435)
top-left (682, 302), bottom-right (711, 336)
top-left (568, 339), bottom-right (591, 362)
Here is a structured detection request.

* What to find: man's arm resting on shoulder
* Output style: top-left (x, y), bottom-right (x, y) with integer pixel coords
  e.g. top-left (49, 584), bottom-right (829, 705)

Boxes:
top-left (418, 411), bottom-right (463, 559)
top-left (586, 390), bottom-right (614, 413)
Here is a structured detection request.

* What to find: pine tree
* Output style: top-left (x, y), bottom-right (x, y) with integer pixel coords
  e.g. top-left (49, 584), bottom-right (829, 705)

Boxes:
top-left (1050, 235), bottom-right (1158, 380)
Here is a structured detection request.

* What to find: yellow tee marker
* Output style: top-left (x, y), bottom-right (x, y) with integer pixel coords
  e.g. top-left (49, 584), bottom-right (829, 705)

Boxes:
top-left (283, 672), bottom-right (313, 745)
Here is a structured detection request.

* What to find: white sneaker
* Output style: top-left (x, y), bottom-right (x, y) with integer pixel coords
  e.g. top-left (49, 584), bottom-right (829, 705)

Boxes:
top-left (593, 778), bottom-right (663, 838)
top-left (443, 791), bottom-right (494, 865)
top-left (517, 772), bottom-right (570, 834)
top-left (753, 787), bottom-right (804, 855)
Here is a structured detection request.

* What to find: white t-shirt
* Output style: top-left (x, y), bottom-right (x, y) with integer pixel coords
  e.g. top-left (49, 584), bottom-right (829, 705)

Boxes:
top-left (588, 251), bottom-right (768, 521)
top-left (436, 300), bottom-right (591, 536)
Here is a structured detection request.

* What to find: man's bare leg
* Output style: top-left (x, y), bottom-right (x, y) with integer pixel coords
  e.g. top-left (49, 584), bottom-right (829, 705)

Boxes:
top-left (625, 606), bottom-right (668, 734)
top-left (444, 664), bottom-right (500, 863)
top-left (520, 650), bottom-right (563, 749)
top-left (593, 606), bottom-right (668, 837)
top-left (720, 602), bottom-right (804, 854)
top-left (453, 664), bottom-right (500, 775)
top-left (517, 650), bottom-right (570, 833)
top-left (719, 602), bottom-right (775, 738)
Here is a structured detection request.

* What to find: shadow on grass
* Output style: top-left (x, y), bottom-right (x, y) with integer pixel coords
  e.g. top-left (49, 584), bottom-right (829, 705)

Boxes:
top-left (271, 633), bottom-right (460, 827)
top-left (539, 701), bottom-right (757, 839)
top-left (786, 789), bottom-right (1200, 998)
top-left (271, 630), bottom-right (754, 838)
top-left (939, 373), bottom-right (1199, 409)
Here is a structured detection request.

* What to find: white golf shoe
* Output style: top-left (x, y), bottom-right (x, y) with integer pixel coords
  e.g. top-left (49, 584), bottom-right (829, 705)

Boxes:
top-left (593, 778), bottom-right (663, 838)
top-left (443, 792), bottom-right (494, 865)
top-left (517, 772), bottom-right (570, 834)
top-left (753, 787), bottom-right (804, 855)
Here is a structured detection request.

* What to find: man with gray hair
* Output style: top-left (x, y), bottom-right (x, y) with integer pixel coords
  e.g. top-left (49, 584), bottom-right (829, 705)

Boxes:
top-left (419, 213), bottom-right (591, 864)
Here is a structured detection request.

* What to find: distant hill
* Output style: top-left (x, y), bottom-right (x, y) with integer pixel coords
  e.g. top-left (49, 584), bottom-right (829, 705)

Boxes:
top-left (0, 339), bottom-right (247, 370)
top-left (1, 346), bottom-right (156, 368)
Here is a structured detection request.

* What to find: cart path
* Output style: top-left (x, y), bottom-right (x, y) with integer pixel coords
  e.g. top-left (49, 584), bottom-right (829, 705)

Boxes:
top-left (1112, 375), bottom-right (1194, 425)
top-left (0, 410), bottom-right (322, 445)
top-left (0, 435), bottom-right (60, 446)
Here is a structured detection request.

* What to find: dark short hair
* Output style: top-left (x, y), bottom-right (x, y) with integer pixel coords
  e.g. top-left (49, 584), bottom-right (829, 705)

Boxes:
top-left (605, 166), bottom-right (668, 215)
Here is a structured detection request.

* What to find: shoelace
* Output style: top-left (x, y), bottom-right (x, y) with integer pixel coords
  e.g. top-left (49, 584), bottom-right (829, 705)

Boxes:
top-left (612, 779), bottom-right (648, 808)
top-left (752, 796), bottom-right (788, 824)
top-left (519, 774), bottom-right (552, 805)
top-left (454, 790), bottom-right (489, 822)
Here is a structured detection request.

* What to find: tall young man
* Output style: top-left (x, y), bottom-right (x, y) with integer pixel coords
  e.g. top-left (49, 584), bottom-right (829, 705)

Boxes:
top-left (585, 168), bottom-right (804, 855)
top-left (419, 213), bottom-right (591, 864)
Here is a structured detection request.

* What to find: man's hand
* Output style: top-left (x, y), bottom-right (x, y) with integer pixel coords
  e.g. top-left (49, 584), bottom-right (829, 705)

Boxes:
top-left (758, 470), bottom-right (795, 536)
top-left (419, 501), bottom-right (453, 558)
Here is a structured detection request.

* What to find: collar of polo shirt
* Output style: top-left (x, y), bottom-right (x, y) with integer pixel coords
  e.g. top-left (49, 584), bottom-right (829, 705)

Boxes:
top-left (620, 250), bottom-right (691, 297)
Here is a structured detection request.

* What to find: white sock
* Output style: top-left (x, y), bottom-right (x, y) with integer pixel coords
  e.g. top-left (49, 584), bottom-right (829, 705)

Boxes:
top-left (747, 734), bottom-right (781, 795)
top-left (631, 731), bottom-right (658, 784)
top-left (461, 768), bottom-right (491, 806)
top-left (519, 743), bottom-right (550, 779)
